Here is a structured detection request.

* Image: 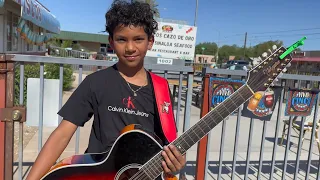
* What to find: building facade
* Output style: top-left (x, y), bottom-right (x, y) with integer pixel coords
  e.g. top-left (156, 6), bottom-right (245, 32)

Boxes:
top-left (53, 30), bottom-right (111, 53)
top-left (0, 0), bottom-right (60, 55)
top-left (289, 51), bottom-right (320, 76)
top-left (194, 54), bottom-right (215, 63)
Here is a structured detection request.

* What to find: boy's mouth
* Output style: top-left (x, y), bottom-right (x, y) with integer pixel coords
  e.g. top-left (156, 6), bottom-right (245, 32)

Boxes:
top-left (124, 55), bottom-right (139, 61)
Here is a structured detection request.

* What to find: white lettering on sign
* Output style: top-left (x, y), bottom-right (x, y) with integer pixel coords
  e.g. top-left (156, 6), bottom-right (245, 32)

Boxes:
top-left (24, 0), bottom-right (42, 22)
top-left (147, 22), bottom-right (197, 61)
top-left (15, 0), bottom-right (42, 22)
top-left (157, 58), bottom-right (173, 65)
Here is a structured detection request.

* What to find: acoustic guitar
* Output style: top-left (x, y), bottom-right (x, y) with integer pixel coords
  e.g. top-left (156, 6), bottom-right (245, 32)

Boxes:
top-left (40, 46), bottom-right (294, 180)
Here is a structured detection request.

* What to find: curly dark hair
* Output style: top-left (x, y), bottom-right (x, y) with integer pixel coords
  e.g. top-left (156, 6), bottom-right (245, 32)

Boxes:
top-left (105, 0), bottom-right (158, 38)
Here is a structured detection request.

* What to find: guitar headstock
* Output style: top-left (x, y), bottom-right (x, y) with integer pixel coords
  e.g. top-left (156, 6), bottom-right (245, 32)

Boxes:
top-left (246, 46), bottom-right (292, 92)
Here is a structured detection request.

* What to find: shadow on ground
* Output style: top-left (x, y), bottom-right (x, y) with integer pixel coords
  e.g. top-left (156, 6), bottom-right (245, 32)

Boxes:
top-left (14, 159), bottom-right (319, 179)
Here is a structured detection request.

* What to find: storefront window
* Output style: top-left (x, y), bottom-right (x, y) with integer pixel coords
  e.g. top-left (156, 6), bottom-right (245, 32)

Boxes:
top-left (6, 12), bottom-right (19, 52)
top-left (27, 21), bottom-right (33, 51)
top-left (38, 27), bottom-right (43, 51)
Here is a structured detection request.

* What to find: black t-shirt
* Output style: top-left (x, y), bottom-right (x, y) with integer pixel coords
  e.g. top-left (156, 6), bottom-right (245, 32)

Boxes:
top-left (58, 65), bottom-right (174, 153)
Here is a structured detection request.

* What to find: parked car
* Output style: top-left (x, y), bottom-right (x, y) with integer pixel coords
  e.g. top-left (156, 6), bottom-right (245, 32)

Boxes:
top-left (225, 60), bottom-right (251, 70)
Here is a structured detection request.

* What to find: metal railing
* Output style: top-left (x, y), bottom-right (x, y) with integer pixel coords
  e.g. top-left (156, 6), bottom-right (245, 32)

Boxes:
top-left (185, 62), bottom-right (212, 72)
top-left (199, 67), bottom-right (320, 180)
top-left (48, 46), bottom-right (94, 59)
top-left (2, 54), bottom-right (194, 180)
top-left (1, 54), bottom-right (320, 180)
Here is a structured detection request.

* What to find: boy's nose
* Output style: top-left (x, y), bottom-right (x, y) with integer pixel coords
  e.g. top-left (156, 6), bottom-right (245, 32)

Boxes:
top-left (125, 42), bottom-right (136, 53)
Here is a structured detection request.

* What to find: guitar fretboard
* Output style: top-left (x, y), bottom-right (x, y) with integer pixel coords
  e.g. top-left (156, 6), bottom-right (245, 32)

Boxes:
top-left (140, 84), bottom-right (254, 179)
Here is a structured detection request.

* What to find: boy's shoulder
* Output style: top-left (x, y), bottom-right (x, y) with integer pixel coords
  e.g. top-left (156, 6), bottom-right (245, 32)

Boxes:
top-left (86, 65), bottom-right (117, 80)
top-left (83, 65), bottom-right (118, 86)
top-left (148, 71), bottom-right (168, 84)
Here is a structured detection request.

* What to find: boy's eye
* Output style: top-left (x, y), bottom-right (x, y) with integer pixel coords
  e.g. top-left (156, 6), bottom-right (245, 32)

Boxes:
top-left (135, 38), bottom-right (145, 43)
top-left (116, 39), bottom-right (126, 42)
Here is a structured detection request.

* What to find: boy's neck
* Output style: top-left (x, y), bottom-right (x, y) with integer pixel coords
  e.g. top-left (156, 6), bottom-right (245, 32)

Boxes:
top-left (116, 62), bottom-right (147, 84)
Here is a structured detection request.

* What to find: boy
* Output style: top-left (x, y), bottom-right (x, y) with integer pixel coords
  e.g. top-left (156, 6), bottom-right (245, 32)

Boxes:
top-left (26, 0), bottom-right (186, 179)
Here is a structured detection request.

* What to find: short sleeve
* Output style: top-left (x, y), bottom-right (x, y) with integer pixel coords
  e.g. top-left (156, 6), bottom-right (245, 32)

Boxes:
top-left (58, 76), bottom-right (94, 127)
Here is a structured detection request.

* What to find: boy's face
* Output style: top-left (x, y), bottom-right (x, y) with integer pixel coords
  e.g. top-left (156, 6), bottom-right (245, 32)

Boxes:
top-left (109, 25), bottom-right (154, 68)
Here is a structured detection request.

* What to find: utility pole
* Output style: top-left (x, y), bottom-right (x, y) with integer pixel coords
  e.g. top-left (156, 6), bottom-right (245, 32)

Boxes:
top-left (216, 31), bottom-right (220, 67)
top-left (194, 0), bottom-right (199, 26)
top-left (243, 32), bottom-right (247, 60)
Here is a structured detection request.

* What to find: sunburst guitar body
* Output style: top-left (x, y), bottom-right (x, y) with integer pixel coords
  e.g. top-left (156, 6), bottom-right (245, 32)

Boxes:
top-left (41, 124), bottom-right (177, 180)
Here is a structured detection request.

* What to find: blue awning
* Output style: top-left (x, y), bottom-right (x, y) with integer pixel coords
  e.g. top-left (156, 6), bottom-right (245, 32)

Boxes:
top-left (0, 0), bottom-right (4, 7)
top-left (14, 0), bottom-right (60, 34)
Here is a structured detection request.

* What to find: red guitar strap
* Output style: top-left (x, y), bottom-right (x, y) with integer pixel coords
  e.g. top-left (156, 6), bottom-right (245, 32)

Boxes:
top-left (149, 72), bottom-right (177, 143)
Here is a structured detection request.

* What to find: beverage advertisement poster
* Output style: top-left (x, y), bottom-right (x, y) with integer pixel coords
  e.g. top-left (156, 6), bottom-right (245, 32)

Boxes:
top-left (284, 88), bottom-right (318, 117)
top-left (241, 86), bottom-right (282, 121)
top-left (209, 77), bottom-right (245, 110)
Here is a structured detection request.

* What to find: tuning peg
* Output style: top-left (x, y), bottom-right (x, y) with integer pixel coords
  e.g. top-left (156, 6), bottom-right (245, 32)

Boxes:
top-left (272, 45), bottom-right (277, 50)
top-left (268, 49), bottom-right (272, 54)
top-left (282, 68), bottom-right (287, 73)
top-left (262, 52), bottom-right (268, 58)
top-left (252, 59), bottom-right (259, 66)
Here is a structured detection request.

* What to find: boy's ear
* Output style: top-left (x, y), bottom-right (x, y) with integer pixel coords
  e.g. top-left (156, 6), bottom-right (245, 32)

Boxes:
top-left (148, 35), bottom-right (155, 50)
top-left (109, 36), bottom-right (114, 50)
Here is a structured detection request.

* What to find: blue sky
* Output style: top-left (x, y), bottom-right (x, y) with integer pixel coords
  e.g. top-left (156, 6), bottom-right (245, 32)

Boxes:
top-left (41, 0), bottom-right (320, 50)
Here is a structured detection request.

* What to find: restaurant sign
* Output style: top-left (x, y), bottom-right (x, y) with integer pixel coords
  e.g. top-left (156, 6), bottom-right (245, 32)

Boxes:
top-left (13, 0), bottom-right (60, 34)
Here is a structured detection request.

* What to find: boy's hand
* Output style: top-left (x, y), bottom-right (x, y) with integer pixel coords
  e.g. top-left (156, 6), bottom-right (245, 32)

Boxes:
top-left (161, 145), bottom-right (186, 174)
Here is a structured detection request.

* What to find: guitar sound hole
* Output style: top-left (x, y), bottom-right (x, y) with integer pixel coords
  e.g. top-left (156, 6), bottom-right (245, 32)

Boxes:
top-left (118, 168), bottom-right (140, 180)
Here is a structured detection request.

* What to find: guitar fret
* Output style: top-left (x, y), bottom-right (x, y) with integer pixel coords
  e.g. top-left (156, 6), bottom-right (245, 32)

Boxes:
top-left (237, 90), bottom-right (247, 101)
top-left (141, 169), bottom-right (153, 179)
top-left (221, 103), bottom-right (231, 113)
top-left (229, 98), bottom-right (239, 108)
top-left (181, 137), bottom-right (191, 147)
top-left (198, 120), bottom-right (211, 134)
top-left (142, 164), bottom-right (158, 179)
top-left (175, 142), bottom-right (186, 153)
top-left (214, 109), bottom-right (224, 120)
top-left (193, 124), bottom-right (206, 138)
top-left (224, 97), bottom-right (239, 112)
top-left (184, 131), bottom-right (196, 144)
top-left (216, 104), bottom-right (230, 118)
top-left (176, 140), bottom-right (189, 153)
top-left (147, 160), bottom-right (160, 177)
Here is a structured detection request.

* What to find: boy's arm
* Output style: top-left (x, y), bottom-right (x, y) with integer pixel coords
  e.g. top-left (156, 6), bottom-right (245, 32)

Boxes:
top-left (26, 120), bottom-right (78, 180)
top-left (27, 73), bottom-right (94, 179)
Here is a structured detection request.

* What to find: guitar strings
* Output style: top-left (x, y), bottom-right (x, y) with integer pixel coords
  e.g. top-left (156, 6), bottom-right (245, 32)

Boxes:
top-left (130, 85), bottom-right (254, 179)
top-left (129, 90), bottom-right (249, 179)
top-left (129, 72), bottom-right (278, 180)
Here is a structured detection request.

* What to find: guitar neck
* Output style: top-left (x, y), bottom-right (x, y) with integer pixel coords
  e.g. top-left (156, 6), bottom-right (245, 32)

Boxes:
top-left (140, 84), bottom-right (254, 179)
top-left (172, 84), bottom-right (254, 153)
